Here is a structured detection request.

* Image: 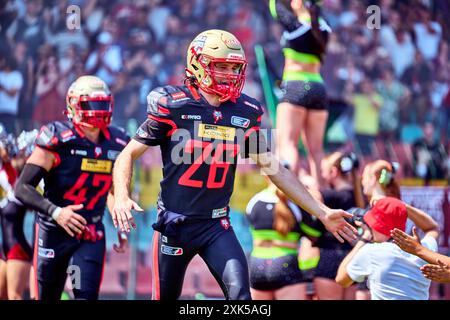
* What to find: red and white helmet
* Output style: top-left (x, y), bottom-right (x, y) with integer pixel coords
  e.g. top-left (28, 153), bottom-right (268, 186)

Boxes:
top-left (66, 75), bottom-right (113, 129)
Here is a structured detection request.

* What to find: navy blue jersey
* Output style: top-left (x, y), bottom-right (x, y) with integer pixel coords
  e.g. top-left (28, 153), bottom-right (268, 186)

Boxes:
top-left (246, 187), bottom-right (318, 240)
top-left (133, 84), bottom-right (267, 219)
top-left (35, 121), bottom-right (129, 225)
top-left (269, 0), bottom-right (331, 62)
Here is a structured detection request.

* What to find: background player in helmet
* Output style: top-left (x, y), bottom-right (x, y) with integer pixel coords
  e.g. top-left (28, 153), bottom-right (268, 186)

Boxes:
top-left (0, 125), bottom-right (18, 300)
top-left (0, 129), bottom-right (38, 299)
top-left (112, 29), bottom-right (356, 300)
top-left (14, 75), bottom-right (130, 300)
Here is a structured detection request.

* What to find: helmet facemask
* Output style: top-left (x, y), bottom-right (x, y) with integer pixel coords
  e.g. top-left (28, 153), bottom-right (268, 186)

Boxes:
top-left (198, 54), bottom-right (247, 103)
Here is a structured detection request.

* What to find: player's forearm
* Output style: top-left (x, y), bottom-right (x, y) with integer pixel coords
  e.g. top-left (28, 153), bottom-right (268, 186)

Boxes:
top-left (414, 246), bottom-right (450, 265)
top-left (106, 190), bottom-right (115, 214)
top-left (113, 151), bottom-right (134, 201)
top-left (405, 204), bottom-right (439, 234)
top-left (15, 163), bottom-right (58, 216)
top-left (336, 241), bottom-right (365, 287)
top-left (261, 158), bottom-right (327, 219)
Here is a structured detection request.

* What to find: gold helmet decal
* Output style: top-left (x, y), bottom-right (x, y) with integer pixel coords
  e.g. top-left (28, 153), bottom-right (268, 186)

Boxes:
top-left (186, 29), bottom-right (247, 102)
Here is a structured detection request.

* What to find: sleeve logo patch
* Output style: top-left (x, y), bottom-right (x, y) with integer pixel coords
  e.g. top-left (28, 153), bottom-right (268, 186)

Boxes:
top-left (170, 92), bottom-right (187, 100)
top-left (161, 245), bottom-right (183, 256)
top-left (81, 158), bottom-right (112, 173)
top-left (115, 138), bottom-right (128, 146)
top-left (198, 124), bottom-right (236, 141)
top-left (231, 116), bottom-right (250, 128)
top-left (244, 100), bottom-right (260, 111)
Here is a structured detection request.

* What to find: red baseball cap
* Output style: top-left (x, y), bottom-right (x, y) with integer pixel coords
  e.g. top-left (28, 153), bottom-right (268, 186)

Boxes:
top-left (363, 197), bottom-right (407, 237)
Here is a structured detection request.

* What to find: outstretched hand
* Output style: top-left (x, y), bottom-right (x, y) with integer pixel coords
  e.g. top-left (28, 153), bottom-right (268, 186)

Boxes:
top-left (391, 226), bottom-right (421, 255)
top-left (320, 209), bottom-right (357, 243)
top-left (421, 259), bottom-right (450, 283)
top-left (111, 197), bottom-right (144, 232)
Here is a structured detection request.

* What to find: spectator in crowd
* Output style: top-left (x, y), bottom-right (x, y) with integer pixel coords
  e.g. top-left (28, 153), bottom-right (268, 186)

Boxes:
top-left (7, 0), bottom-right (46, 58)
top-left (32, 52), bottom-right (67, 126)
top-left (14, 41), bottom-right (34, 130)
top-left (413, 4), bottom-right (442, 62)
top-left (430, 65), bottom-right (449, 139)
top-left (345, 77), bottom-right (383, 156)
top-left (412, 121), bottom-right (448, 180)
top-left (336, 160), bottom-right (439, 300)
top-left (380, 11), bottom-right (416, 78)
top-left (375, 67), bottom-right (410, 141)
top-left (85, 31), bottom-right (122, 86)
top-left (0, 57), bottom-right (23, 134)
top-left (401, 52), bottom-right (433, 125)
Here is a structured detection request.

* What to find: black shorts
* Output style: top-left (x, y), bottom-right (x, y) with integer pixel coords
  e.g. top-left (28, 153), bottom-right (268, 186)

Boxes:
top-left (1, 201), bottom-right (32, 262)
top-left (249, 253), bottom-right (305, 291)
top-left (34, 218), bottom-right (106, 300)
top-left (280, 80), bottom-right (328, 110)
top-left (152, 210), bottom-right (251, 300)
top-left (315, 248), bottom-right (351, 280)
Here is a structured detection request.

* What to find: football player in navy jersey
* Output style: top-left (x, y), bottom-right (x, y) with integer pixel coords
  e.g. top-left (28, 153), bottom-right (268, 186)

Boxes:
top-left (14, 75), bottom-right (130, 300)
top-left (112, 29), bottom-right (356, 300)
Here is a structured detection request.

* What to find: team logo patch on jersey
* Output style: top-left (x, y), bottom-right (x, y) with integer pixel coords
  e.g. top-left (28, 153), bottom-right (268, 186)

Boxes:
top-left (107, 150), bottom-right (120, 160)
top-left (198, 124), bottom-right (236, 141)
top-left (220, 218), bottom-right (230, 230)
top-left (161, 245), bottom-right (183, 256)
top-left (94, 147), bottom-right (102, 158)
top-left (212, 207), bottom-right (228, 219)
top-left (38, 248), bottom-right (55, 259)
top-left (81, 158), bottom-right (112, 173)
top-left (181, 114), bottom-right (202, 120)
top-left (213, 111), bottom-right (223, 124)
top-left (231, 116), bottom-right (250, 128)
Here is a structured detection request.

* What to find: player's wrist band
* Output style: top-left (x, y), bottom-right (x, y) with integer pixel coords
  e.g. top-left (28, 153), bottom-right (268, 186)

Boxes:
top-left (51, 207), bottom-right (62, 221)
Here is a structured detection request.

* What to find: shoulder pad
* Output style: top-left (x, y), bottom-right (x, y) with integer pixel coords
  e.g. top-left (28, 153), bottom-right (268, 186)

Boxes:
top-left (108, 125), bottom-right (130, 147)
top-left (240, 94), bottom-right (264, 117)
top-left (146, 85), bottom-right (192, 117)
top-left (35, 121), bottom-right (72, 150)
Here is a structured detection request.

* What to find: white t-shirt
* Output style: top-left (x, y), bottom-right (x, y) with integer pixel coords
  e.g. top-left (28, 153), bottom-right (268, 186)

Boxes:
top-left (414, 22), bottom-right (442, 60)
top-left (346, 236), bottom-right (438, 300)
top-left (0, 70), bottom-right (23, 115)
